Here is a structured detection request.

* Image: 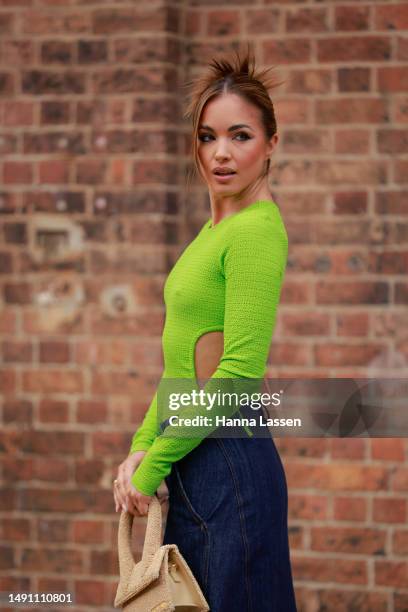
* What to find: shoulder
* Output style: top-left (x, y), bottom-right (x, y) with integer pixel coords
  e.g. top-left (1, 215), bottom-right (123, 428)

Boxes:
top-left (225, 206), bottom-right (288, 252)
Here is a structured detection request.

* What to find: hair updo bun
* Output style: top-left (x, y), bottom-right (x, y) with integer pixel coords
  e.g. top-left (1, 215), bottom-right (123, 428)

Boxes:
top-left (183, 42), bottom-right (285, 191)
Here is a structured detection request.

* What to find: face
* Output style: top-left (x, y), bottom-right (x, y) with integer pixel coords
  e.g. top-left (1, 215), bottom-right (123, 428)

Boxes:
top-left (197, 93), bottom-right (278, 198)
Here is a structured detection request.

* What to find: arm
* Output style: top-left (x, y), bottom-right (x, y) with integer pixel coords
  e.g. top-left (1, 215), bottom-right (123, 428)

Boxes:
top-left (131, 217), bottom-right (288, 495)
top-left (128, 389), bottom-right (160, 454)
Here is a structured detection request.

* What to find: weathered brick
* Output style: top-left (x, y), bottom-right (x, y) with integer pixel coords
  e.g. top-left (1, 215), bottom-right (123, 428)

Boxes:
top-left (286, 7), bottom-right (328, 33)
top-left (335, 6), bottom-right (370, 31)
top-left (318, 36), bottom-right (391, 62)
top-left (40, 101), bottom-right (70, 125)
top-left (338, 67), bottom-right (370, 92)
top-left (38, 160), bottom-right (71, 184)
top-left (3, 162), bottom-right (33, 184)
top-left (3, 101), bottom-right (34, 126)
top-left (0, 1), bottom-right (407, 602)
top-left (207, 10), bottom-right (241, 36)
top-left (22, 70), bottom-right (86, 95)
top-left (41, 41), bottom-right (74, 64)
top-left (334, 496), bottom-right (368, 522)
top-left (263, 38), bottom-right (311, 63)
top-left (78, 39), bottom-right (108, 64)
top-left (311, 526), bottom-right (386, 555)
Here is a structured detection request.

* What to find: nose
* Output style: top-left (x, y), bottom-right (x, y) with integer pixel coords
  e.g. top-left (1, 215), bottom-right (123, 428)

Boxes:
top-left (214, 138), bottom-right (231, 161)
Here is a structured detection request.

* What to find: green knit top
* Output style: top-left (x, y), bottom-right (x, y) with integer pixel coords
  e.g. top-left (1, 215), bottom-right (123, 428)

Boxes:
top-left (129, 199), bottom-right (288, 496)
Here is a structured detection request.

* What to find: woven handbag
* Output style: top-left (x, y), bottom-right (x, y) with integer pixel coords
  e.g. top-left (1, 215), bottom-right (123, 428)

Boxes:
top-left (114, 494), bottom-right (210, 612)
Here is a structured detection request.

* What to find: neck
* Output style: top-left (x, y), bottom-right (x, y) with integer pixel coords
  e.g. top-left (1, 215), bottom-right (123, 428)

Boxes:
top-left (209, 186), bottom-right (273, 227)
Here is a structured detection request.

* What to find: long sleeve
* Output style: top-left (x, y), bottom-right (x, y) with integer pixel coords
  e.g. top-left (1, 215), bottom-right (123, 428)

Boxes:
top-left (131, 215), bottom-right (288, 496)
top-left (128, 389), bottom-right (160, 454)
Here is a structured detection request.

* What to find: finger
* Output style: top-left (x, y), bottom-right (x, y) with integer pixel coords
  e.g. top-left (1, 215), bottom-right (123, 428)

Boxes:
top-left (137, 501), bottom-right (149, 517)
top-left (114, 479), bottom-right (127, 512)
top-left (124, 492), bottom-right (139, 516)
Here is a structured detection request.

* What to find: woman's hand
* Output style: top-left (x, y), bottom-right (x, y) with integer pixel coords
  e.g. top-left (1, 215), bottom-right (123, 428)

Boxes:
top-left (113, 451), bottom-right (153, 517)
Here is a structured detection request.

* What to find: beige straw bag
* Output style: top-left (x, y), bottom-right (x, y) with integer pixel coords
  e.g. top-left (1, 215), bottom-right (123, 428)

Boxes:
top-left (114, 494), bottom-right (210, 612)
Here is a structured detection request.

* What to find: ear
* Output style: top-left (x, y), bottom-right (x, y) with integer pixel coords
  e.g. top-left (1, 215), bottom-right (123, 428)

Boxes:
top-left (266, 133), bottom-right (279, 158)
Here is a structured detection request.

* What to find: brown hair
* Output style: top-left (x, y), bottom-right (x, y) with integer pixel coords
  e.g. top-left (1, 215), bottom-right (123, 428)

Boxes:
top-left (183, 42), bottom-right (285, 197)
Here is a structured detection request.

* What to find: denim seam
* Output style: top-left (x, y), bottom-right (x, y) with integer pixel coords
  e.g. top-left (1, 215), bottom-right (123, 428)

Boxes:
top-left (173, 464), bottom-right (211, 590)
top-left (174, 464), bottom-right (208, 528)
top-left (216, 438), bottom-right (253, 612)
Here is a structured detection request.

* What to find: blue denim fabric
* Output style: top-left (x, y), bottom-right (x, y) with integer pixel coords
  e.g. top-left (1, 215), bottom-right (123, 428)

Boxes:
top-left (162, 404), bottom-right (298, 612)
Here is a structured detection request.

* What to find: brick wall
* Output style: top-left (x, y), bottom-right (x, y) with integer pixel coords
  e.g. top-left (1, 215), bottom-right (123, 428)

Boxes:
top-left (1, 0), bottom-right (407, 610)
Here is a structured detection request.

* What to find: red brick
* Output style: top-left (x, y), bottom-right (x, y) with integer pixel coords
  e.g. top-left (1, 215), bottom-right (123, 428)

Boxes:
top-left (3, 101), bottom-right (34, 126)
top-left (369, 251), bottom-right (408, 274)
top-left (335, 128), bottom-right (370, 154)
top-left (371, 438), bottom-right (405, 461)
top-left (281, 312), bottom-right (330, 336)
top-left (392, 529), bottom-right (408, 555)
top-left (22, 11), bottom-right (90, 35)
top-left (335, 6), bottom-right (370, 31)
top-left (72, 520), bottom-right (106, 544)
top-left (286, 7), bottom-right (328, 33)
top-left (76, 400), bottom-right (108, 424)
top-left (334, 496), bottom-right (368, 522)
top-left (22, 369), bottom-right (84, 393)
top-left (76, 580), bottom-right (107, 605)
top-left (315, 342), bottom-right (385, 366)
top-left (75, 159), bottom-right (107, 184)
top-left (286, 68), bottom-right (332, 94)
top-left (292, 556), bottom-right (367, 584)
top-left (378, 67), bottom-right (408, 92)
top-left (0, 519), bottom-right (30, 542)
top-left (208, 10), bottom-right (241, 36)
top-left (74, 459), bottom-right (105, 485)
top-left (38, 399), bottom-right (69, 423)
top-left (317, 97), bottom-right (388, 123)
top-left (373, 498), bottom-right (407, 524)
top-left (318, 36), bottom-right (391, 62)
top-left (286, 463), bottom-right (388, 491)
top-left (377, 129), bottom-right (408, 154)
top-left (21, 548), bottom-right (83, 573)
top-left (311, 526), bottom-right (386, 555)
top-left (2, 340), bottom-right (32, 363)
top-left (338, 66), bottom-right (371, 92)
top-left (289, 494), bottom-right (328, 520)
top-left (316, 281), bottom-right (389, 304)
top-left (395, 159), bottom-right (408, 182)
top-left (263, 38), bottom-right (311, 63)
top-left (3, 162), bottom-right (33, 184)
top-left (317, 590), bottom-right (388, 611)
top-left (336, 312), bottom-right (369, 337)
top-left (375, 560), bottom-right (408, 588)
top-left (375, 5), bottom-right (408, 31)
top-left (331, 438), bottom-right (366, 460)
top-left (1, 40), bottom-right (33, 65)
top-left (38, 160), bottom-right (70, 184)
top-left (246, 9), bottom-right (280, 36)
top-left (397, 35), bottom-right (408, 61)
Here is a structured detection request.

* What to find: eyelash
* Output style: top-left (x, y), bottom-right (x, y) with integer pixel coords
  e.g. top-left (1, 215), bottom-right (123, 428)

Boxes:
top-left (198, 132), bottom-right (251, 143)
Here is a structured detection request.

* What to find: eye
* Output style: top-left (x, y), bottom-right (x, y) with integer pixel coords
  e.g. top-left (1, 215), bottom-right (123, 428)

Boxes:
top-left (198, 133), bottom-right (213, 143)
top-left (198, 132), bottom-right (252, 142)
top-left (234, 131), bottom-right (251, 141)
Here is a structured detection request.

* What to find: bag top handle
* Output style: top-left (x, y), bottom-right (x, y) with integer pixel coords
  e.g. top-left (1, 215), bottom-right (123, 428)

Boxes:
top-left (117, 494), bottom-right (163, 576)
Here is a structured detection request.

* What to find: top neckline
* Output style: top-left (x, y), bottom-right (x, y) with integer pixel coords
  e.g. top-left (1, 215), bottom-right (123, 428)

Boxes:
top-left (206, 199), bottom-right (277, 230)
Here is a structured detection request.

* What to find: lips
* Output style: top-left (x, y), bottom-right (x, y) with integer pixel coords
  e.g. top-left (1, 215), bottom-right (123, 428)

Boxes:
top-left (213, 167), bottom-right (236, 175)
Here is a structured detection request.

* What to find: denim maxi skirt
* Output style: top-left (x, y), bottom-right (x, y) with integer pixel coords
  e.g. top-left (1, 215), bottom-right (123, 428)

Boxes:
top-left (162, 403), bottom-right (298, 612)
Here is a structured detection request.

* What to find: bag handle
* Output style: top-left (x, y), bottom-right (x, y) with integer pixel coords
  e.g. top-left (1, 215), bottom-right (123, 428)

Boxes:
top-left (117, 494), bottom-right (163, 577)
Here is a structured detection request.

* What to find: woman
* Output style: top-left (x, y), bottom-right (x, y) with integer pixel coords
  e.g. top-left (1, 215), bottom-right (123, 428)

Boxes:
top-left (113, 46), bottom-right (297, 611)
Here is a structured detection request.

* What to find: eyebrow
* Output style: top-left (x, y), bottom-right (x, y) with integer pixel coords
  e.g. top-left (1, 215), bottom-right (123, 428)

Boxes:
top-left (198, 124), bottom-right (253, 132)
